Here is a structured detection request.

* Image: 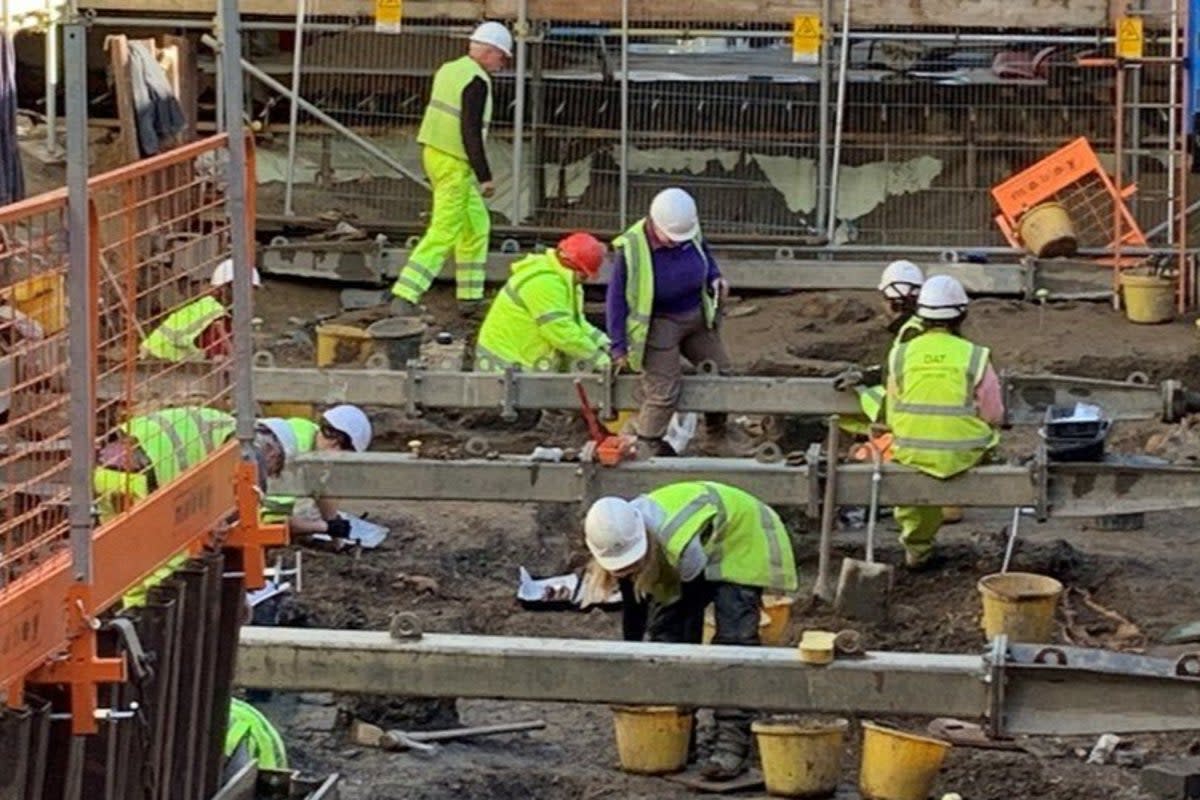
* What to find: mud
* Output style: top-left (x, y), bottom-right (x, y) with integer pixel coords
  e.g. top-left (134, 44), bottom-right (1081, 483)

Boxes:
top-left (250, 281), bottom-right (1200, 799)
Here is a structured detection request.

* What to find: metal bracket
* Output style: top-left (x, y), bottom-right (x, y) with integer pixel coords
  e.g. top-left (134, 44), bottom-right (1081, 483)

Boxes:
top-left (389, 612), bottom-right (422, 641)
top-left (985, 634), bottom-right (1009, 738)
top-left (500, 367), bottom-right (519, 422)
top-left (1163, 378), bottom-right (1183, 422)
top-left (1032, 444), bottom-right (1049, 522)
top-left (405, 363), bottom-right (423, 418)
top-left (105, 618), bottom-right (152, 682)
top-left (805, 442), bottom-right (823, 519)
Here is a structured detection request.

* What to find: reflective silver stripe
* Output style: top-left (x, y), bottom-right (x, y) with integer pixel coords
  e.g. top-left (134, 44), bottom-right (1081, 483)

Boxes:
top-left (196, 411), bottom-right (234, 449)
top-left (475, 344), bottom-right (517, 371)
top-left (890, 342), bottom-right (908, 395)
top-left (758, 501), bottom-right (787, 590)
top-left (406, 261), bottom-right (439, 282)
top-left (627, 312), bottom-right (652, 325)
top-left (965, 344), bottom-right (984, 399)
top-left (700, 484), bottom-right (728, 580)
top-left (457, 278), bottom-right (486, 289)
top-left (174, 303), bottom-right (224, 340)
top-left (504, 284), bottom-right (527, 310)
top-left (141, 412), bottom-right (189, 474)
top-left (427, 98), bottom-right (461, 118)
top-left (659, 492), bottom-right (716, 552)
top-left (893, 435), bottom-right (995, 451)
top-left (891, 402), bottom-right (976, 417)
top-left (536, 310), bottom-right (570, 326)
top-left (394, 276), bottom-right (427, 294)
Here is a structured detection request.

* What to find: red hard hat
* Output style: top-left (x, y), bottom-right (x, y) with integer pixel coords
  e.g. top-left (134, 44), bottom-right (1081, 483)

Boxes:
top-left (556, 232), bottom-right (606, 279)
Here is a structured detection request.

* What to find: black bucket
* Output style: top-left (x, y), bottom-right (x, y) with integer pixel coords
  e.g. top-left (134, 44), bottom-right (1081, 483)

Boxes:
top-left (366, 317), bottom-right (426, 369)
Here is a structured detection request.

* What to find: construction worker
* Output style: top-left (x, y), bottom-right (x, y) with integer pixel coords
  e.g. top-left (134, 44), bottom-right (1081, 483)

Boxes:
top-left (225, 698), bottom-right (288, 771)
top-left (94, 406), bottom-right (295, 523)
top-left (886, 275), bottom-right (1004, 569)
top-left (390, 22), bottom-right (512, 319)
top-left (139, 259), bottom-right (261, 362)
top-left (608, 187), bottom-right (732, 456)
top-left (582, 482), bottom-right (798, 780)
top-left (262, 405), bottom-right (373, 545)
top-left (475, 232), bottom-right (610, 372)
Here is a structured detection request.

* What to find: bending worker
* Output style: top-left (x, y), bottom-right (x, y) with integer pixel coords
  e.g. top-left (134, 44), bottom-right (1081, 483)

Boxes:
top-left (261, 405), bottom-right (373, 545)
top-left (607, 187), bottom-right (734, 456)
top-left (140, 259), bottom-right (261, 362)
top-left (390, 22), bottom-right (512, 319)
top-left (582, 481), bottom-right (798, 780)
top-left (886, 275), bottom-right (1003, 569)
top-left (475, 232), bottom-right (610, 372)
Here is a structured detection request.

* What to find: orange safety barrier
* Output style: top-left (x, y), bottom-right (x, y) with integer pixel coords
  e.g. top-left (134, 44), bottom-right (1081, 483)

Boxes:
top-left (991, 137), bottom-right (1147, 257)
top-left (0, 134), bottom-right (281, 734)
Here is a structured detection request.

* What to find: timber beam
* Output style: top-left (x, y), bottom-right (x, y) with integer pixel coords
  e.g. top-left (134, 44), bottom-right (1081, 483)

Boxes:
top-left (253, 368), bottom-right (1194, 424)
top-left (273, 453), bottom-right (1200, 517)
top-left (235, 628), bottom-right (1200, 737)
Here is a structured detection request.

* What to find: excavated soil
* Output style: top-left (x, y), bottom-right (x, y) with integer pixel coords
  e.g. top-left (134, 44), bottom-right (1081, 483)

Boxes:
top-left (251, 281), bottom-right (1200, 799)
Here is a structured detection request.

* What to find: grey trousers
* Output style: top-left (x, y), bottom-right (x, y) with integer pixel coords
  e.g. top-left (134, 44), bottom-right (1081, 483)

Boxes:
top-left (636, 309), bottom-right (731, 439)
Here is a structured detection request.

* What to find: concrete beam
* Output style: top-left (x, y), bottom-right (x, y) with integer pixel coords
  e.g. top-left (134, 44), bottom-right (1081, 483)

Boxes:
top-left (235, 629), bottom-right (1200, 736)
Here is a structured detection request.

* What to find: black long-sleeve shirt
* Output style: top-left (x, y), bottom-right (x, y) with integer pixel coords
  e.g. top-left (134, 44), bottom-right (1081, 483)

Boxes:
top-left (461, 77), bottom-right (492, 183)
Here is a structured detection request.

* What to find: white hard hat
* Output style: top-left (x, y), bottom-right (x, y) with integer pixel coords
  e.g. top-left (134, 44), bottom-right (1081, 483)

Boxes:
top-left (584, 497), bottom-right (647, 572)
top-left (648, 187), bottom-right (700, 242)
top-left (256, 417), bottom-right (298, 461)
top-left (211, 258), bottom-right (262, 288)
top-left (321, 404), bottom-right (372, 452)
top-left (878, 259), bottom-right (925, 300)
top-left (470, 21), bottom-right (513, 57)
top-left (916, 274), bottom-right (969, 320)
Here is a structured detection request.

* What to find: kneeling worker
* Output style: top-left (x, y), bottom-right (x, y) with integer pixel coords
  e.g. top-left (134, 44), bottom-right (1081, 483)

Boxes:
top-left (582, 481), bottom-right (798, 780)
top-left (886, 275), bottom-right (1003, 568)
top-left (261, 405), bottom-right (373, 544)
top-left (475, 232), bottom-right (611, 372)
top-left (139, 259), bottom-right (261, 363)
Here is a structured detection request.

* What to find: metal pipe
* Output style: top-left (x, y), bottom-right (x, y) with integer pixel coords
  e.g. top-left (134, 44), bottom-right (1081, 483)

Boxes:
top-left (824, 0), bottom-right (851, 242)
top-left (64, 16), bottom-right (92, 584)
top-left (510, 0), bottom-right (528, 225)
top-left (545, 27), bottom-right (1142, 45)
top-left (617, 0), bottom-right (629, 228)
top-left (89, 15), bottom-right (471, 33)
top-left (218, 0), bottom-right (255, 444)
top-left (281, 0), bottom-right (306, 216)
top-left (43, 0), bottom-right (59, 157)
top-left (203, 35), bottom-right (429, 187)
top-left (1167, 0), bottom-right (1180, 246)
top-left (815, 0), bottom-right (832, 233)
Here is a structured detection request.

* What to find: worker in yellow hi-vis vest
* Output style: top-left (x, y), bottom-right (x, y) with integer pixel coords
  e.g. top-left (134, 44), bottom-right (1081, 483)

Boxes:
top-left (139, 259), bottom-right (261, 363)
top-left (390, 22), bottom-right (512, 321)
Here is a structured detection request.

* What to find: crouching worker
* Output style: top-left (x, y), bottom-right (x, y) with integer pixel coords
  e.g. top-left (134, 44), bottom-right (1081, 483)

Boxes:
top-left (139, 259), bottom-right (262, 363)
top-left (261, 405), bottom-right (373, 547)
top-left (581, 481), bottom-right (798, 780)
top-left (475, 232), bottom-right (611, 373)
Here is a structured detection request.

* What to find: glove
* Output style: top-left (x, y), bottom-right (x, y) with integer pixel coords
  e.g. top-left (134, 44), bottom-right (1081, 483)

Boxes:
top-left (832, 368), bottom-right (863, 392)
top-left (324, 517), bottom-right (352, 539)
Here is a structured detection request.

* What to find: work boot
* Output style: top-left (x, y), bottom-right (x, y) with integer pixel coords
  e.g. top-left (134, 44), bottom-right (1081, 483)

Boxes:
top-left (636, 436), bottom-right (677, 459)
top-left (699, 421), bottom-right (756, 458)
top-left (457, 299), bottom-right (486, 321)
top-left (903, 549), bottom-right (946, 572)
top-left (390, 297), bottom-right (419, 317)
top-left (700, 719), bottom-right (752, 781)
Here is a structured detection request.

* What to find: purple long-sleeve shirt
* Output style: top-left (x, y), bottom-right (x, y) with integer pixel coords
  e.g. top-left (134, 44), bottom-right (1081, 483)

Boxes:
top-left (605, 234), bottom-right (721, 358)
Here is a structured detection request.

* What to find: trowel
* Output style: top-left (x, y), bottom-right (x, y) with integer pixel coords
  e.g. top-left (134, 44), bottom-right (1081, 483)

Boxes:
top-left (834, 439), bottom-right (894, 622)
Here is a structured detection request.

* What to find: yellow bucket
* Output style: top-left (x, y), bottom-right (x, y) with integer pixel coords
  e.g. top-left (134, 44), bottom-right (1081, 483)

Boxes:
top-left (977, 572), bottom-right (1063, 643)
top-left (260, 402), bottom-right (314, 420)
top-left (1121, 272), bottom-right (1175, 324)
top-left (1018, 201), bottom-right (1077, 258)
top-left (858, 722), bottom-right (951, 800)
top-left (611, 706), bottom-right (692, 775)
top-left (315, 323), bottom-right (373, 367)
top-left (753, 717), bottom-right (847, 798)
top-left (702, 594), bottom-right (795, 646)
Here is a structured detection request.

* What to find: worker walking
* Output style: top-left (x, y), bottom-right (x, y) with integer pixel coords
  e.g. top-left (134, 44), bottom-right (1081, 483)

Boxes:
top-left (139, 259), bottom-right (261, 362)
top-left (886, 275), bottom-right (1003, 569)
top-left (390, 22), bottom-right (512, 318)
top-left (262, 405), bottom-right (373, 546)
top-left (582, 481), bottom-right (798, 780)
top-left (608, 187), bottom-right (735, 456)
top-left (475, 232), bottom-right (610, 372)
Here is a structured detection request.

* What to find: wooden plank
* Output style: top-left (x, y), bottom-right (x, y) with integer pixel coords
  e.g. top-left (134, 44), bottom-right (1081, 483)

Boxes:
top-left (103, 35), bottom-right (141, 165)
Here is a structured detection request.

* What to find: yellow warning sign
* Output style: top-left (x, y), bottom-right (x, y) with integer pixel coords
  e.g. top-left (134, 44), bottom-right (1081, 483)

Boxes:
top-left (375, 0), bottom-right (402, 34)
top-left (1116, 15), bottom-right (1143, 60)
top-left (792, 13), bottom-right (821, 65)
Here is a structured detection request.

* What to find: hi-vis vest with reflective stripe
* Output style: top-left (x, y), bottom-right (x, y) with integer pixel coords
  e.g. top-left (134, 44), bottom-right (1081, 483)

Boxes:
top-left (475, 250), bottom-right (609, 372)
top-left (226, 699), bottom-right (288, 770)
top-left (417, 55), bottom-right (493, 161)
top-left (93, 407), bottom-right (236, 520)
top-left (139, 296), bottom-right (226, 362)
top-left (613, 220), bottom-right (716, 372)
top-left (856, 314), bottom-right (926, 423)
top-left (887, 329), bottom-right (998, 479)
top-left (643, 481), bottom-right (797, 595)
top-left (261, 417), bottom-right (321, 520)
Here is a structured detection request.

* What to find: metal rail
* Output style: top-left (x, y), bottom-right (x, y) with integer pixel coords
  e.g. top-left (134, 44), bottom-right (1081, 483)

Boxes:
top-left (273, 453), bottom-right (1200, 518)
top-left (235, 628), bottom-right (1200, 737)
top-left (253, 367), bottom-right (1193, 424)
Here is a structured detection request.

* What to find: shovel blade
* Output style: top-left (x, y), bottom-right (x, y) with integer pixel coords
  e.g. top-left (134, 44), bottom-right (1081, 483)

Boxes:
top-left (833, 557), bottom-right (894, 623)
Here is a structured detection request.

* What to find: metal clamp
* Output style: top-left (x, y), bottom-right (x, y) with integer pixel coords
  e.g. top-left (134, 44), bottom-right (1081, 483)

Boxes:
top-left (389, 612), bottom-right (422, 641)
top-left (1163, 378), bottom-right (1183, 422)
top-left (805, 442), bottom-right (823, 519)
top-left (1033, 646), bottom-right (1067, 666)
top-left (252, 350), bottom-right (276, 369)
top-left (500, 238), bottom-right (521, 254)
top-left (985, 634), bottom-right (1009, 738)
top-left (998, 369), bottom-right (1014, 429)
top-left (106, 617), bottom-right (152, 681)
top-left (405, 362), bottom-right (423, 418)
top-left (500, 367), bottom-right (519, 422)
top-left (1032, 444), bottom-right (1049, 522)
top-left (774, 246), bottom-right (795, 261)
top-left (697, 359), bottom-right (720, 376)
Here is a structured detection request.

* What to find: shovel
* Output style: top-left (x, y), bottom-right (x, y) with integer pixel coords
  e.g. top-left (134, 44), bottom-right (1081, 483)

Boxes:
top-left (812, 417), bottom-right (840, 603)
top-left (834, 439), bottom-right (894, 622)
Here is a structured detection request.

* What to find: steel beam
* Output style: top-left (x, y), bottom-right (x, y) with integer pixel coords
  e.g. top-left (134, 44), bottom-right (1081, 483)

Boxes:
top-left (234, 629), bottom-right (1200, 736)
top-left (253, 368), bottom-right (1190, 424)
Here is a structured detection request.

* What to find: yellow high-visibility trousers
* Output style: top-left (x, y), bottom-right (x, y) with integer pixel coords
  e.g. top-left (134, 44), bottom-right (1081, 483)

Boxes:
top-left (894, 505), bottom-right (942, 561)
top-left (391, 146), bottom-right (490, 303)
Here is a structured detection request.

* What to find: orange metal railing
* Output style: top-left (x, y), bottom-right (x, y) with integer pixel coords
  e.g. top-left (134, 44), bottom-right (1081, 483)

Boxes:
top-left (0, 134), bottom-right (282, 733)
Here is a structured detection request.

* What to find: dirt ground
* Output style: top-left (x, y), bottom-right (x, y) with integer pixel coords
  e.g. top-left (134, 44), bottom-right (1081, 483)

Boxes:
top-left (249, 280), bottom-right (1200, 800)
